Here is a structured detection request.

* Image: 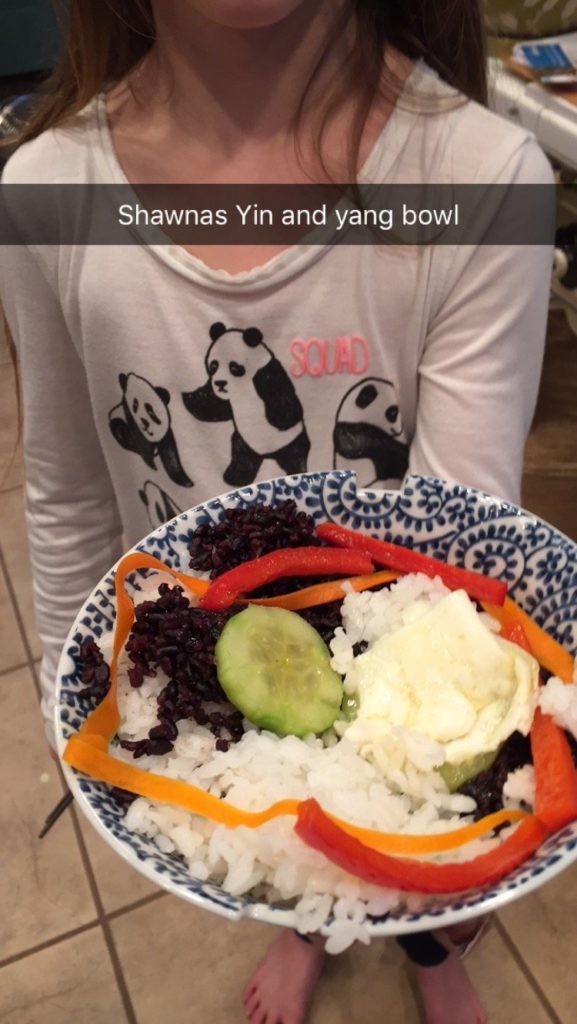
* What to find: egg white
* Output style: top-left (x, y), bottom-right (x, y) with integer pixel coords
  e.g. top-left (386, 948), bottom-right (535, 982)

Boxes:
top-left (343, 589), bottom-right (539, 766)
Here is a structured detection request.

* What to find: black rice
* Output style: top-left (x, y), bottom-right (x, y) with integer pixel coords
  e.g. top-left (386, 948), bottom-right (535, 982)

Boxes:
top-left (119, 582), bottom-right (244, 756)
top-left (299, 601), bottom-right (345, 648)
top-left (110, 785), bottom-right (138, 807)
top-left (188, 499), bottom-right (322, 577)
top-left (458, 731), bottom-right (532, 818)
top-left (77, 637), bottom-right (111, 705)
top-left (566, 729), bottom-right (577, 769)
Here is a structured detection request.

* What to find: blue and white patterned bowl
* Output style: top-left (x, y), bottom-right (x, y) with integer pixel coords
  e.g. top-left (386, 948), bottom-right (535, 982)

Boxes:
top-left (56, 471), bottom-right (577, 936)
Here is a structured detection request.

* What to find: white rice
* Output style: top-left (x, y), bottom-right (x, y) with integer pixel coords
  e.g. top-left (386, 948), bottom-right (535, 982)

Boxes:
top-left (502, 765), bottom-right (536, 809)
top-left (114, 573), bottom-right (526, 952)
top-left (538, 675), bottom-right (577, 739)
top-left (330, 573), bottom-right (451, 678)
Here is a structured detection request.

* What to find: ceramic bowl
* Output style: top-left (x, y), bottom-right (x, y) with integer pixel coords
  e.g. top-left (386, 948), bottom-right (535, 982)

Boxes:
top-left (56, 471), bottom-right (577, 936)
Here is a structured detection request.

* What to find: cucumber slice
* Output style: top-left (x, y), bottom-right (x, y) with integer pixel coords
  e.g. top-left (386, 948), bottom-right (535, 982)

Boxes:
top-left (215, 605), bottom-right (343, 737)
top-left (438, 748), bottom-right (500, 793)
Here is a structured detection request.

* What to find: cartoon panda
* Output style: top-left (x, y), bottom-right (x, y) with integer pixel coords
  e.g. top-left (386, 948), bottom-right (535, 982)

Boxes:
top-left (182, 322), bottom-right (310, 487)
top-left (333, 377), bottom-right (409, 488)
top-left (108, 372), bottom-right (193, 487)
top-left (139, 481), bottom-right (183, 529)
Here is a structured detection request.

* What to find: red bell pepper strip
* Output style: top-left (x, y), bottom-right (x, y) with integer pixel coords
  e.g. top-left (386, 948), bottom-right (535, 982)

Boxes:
top-left (499, 621), bottom-right (533, 652)
top-left (499, 621), bottom-right (577, 835)
top-left (316, 523), bottom-right (507, 606)
top-left (294, 798), bottom-right (547, 894)
top-left (198, 546), bottom-right (374, 611)
top-left (531, 710), bottom-right (577, 834)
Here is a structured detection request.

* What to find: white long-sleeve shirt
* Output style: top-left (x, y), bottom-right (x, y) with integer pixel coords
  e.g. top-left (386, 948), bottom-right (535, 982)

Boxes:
top-left (0, 62), bottom-right (554, 745)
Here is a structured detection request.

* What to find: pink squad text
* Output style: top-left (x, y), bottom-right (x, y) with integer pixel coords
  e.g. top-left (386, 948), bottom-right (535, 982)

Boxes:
top-left (289, 335), bottom-right (370, 378)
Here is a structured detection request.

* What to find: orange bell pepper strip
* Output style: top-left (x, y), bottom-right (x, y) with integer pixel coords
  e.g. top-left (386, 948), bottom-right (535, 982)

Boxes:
top-left (329, 808), bottom-right (528, 855)
top-left (316, 522), bottom-right (508, 605)
top-left (248, 570), bottom-right (399, 611)
top-left (499, 620), bottom-right (577, 835)
top-left (295, 799), bottom-right (547, 893)
top-left (482, 597), bottom-right (574, 684)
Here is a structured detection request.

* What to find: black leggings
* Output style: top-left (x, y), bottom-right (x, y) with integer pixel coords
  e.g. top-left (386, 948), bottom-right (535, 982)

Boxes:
top-left (295, 929), bottom-right (448, 967)
top-left (395, 931), bottom-right (449, 967)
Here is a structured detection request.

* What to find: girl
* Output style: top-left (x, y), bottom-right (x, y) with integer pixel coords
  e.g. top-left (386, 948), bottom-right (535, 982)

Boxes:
top-left (0, 2), bottom-right (553, 1022)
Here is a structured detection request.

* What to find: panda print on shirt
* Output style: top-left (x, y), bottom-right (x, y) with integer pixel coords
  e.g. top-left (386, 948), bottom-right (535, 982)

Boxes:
top-left (108, 372), bottom-right (193, 487)
top-left (139, 480), bottom-right (183, 529)
top-left (182, 322), bottom-right (310, 488)
top-left (333, 377), bottom-right (409, 488)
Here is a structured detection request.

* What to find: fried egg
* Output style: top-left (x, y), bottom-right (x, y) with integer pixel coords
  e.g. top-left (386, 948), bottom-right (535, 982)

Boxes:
top-left (343, 589), bottom-right (539, 765)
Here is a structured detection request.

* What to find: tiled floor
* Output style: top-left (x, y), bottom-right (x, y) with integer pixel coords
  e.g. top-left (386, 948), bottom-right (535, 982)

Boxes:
top-left (1, 312), bottom-right (576, 1024)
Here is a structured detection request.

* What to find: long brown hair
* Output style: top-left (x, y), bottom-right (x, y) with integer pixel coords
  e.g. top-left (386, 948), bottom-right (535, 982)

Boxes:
top-left (18, 0), bottom-right (487, 171)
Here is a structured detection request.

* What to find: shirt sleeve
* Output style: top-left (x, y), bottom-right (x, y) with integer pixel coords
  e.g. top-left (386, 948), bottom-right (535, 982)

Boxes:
top-left (0, 243), bottom-right (123, 749)
top-left (409, 138), bottom-right (554, 505)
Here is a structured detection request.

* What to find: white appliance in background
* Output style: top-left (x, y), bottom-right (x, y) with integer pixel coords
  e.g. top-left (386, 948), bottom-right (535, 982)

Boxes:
top-left (489, 34), bottom-right (577, 331)
top-left (488, 33), bottom-right (577, 170)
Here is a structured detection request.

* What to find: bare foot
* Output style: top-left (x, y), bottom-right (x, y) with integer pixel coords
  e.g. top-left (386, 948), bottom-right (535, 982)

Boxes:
top-left (415, 954), bottom-right (487, 1024)
top-left (243, 930), bottom-right (325, 1024)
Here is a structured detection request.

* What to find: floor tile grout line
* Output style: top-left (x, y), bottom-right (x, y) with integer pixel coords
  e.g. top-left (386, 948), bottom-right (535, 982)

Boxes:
top-left (495, 917), bottom-right (565, 1024)
top-left (0, 482), bottom-right (22, 498)
top-left (107, 890), bottom-right (167, 922)
top-left (0, 456), bottom-right (21, 495)
top-left (29, 656), bottom-right (40, 693)
top-left (0, 919), bottom-right (100, 971)
top-left (68, 804), bottom-right (139, 1024)
top-left (0, 545), bottom-right (41, 701)
top-left (0, 659), bottom-right (28, 678)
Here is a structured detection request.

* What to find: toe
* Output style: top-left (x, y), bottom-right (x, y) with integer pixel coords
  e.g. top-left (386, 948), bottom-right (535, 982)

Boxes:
top-left (244, 994), bottom-right (261, 1018)
top-left (243, 981), bottom-right (258, 1003)
top-left (244, 1005), bottom-right (261, 1024)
